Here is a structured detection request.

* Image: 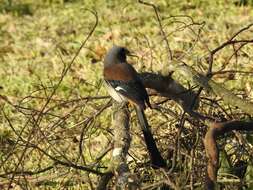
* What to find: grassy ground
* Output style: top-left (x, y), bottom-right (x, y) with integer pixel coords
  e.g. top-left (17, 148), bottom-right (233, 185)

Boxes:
top-left (1, 0), bottom-right (253, 189)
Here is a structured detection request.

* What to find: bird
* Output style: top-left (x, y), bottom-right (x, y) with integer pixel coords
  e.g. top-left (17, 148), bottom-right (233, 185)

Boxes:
top-left (103, 46), bottom-right (151, 110)
top-left (103, 45), bottom-right (166, 168)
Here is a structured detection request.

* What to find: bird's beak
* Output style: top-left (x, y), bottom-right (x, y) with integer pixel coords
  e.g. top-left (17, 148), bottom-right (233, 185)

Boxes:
top-left (128, 53), bottom-right (138, 58)
top-left (126, 49), bottom-right (138, 58)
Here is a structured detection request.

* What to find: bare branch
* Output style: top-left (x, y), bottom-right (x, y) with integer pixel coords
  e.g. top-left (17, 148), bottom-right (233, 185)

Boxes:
top-left (110, 104), bottom-right (139, 189)
top-left (204, 121), bottom-right (253, 190)
top-left (138, 0), bottom-right (173, 61)
top-left (207, 22), bottom-right (253, 74)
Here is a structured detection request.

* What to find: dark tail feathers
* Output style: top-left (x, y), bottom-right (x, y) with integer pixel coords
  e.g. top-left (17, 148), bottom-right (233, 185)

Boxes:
top-left (135, 107), bottom-right (166, 168)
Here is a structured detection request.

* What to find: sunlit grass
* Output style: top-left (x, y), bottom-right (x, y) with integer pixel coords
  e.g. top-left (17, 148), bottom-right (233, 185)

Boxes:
top-left (1, 0), bottom-right (253, 189)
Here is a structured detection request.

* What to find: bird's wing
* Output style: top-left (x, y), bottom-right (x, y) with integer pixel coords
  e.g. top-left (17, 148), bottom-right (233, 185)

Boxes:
top-left (104, 63), bottom-right (151, 109)
top-left (105, 79), bottom-right (147, 109)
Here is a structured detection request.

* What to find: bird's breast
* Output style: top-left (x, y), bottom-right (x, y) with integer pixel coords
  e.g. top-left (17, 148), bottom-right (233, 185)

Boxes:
top-left (103, 63), bottom-right (138, 81)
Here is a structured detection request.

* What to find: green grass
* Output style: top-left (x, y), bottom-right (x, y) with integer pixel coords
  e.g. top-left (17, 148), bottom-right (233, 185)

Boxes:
top-left (1, 0), bottom-right (253, 189)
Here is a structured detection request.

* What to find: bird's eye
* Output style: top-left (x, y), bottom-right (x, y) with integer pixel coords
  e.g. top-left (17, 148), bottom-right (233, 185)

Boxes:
top-left (120, 48), bottom-right (126, 53)
top-left (118, 48), bottom-right (126, 56)
top-left (121, 48), bottom-right (130, 55)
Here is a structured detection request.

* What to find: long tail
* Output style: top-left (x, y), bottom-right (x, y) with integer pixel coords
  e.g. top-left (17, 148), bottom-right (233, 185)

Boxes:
top-left (135, 106), bottom-right (166, 168)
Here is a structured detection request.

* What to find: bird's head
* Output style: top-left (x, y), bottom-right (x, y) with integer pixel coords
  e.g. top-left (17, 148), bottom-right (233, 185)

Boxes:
top-left (104, 46), bottom-right (132, 66)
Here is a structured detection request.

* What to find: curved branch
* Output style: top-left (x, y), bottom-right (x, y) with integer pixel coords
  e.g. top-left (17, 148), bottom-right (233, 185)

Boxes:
top-left (204, 121), bottom-right (253, 190)
top-left (138, 0), bottom-right (173, 61)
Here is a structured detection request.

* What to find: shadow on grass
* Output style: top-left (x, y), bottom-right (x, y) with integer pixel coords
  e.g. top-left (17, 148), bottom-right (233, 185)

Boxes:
top-left (0, 0), bottom-right (83, 16)
top-left (0, 1), bottom-right (33, 16)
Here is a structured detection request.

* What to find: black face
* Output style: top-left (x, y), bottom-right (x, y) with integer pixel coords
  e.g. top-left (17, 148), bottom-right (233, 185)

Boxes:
top-left (117, 47), bottom-right (130, 62)
top-left (104, 46), bottom-right (132, 66)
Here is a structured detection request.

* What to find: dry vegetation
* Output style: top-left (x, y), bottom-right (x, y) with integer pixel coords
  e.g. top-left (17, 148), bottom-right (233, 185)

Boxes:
top-left (1, 0), bottom-right (253, 189)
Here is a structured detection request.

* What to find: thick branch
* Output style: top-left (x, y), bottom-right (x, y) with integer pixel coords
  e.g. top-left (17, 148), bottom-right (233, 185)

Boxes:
top-left (174, 64), bottom-right (253, 115)
top-left (140, 72), bottom-right (199, 112)
top-left (204, 121), bottom-right (253, 190)
top-left (110, 104), bottom-right (139, 189)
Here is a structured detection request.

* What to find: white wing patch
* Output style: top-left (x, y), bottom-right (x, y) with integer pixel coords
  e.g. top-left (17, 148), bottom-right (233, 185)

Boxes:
top-left (115, 86), bottom-right (127, 92)
top-left (105, 82), bottom-right (126, 103)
